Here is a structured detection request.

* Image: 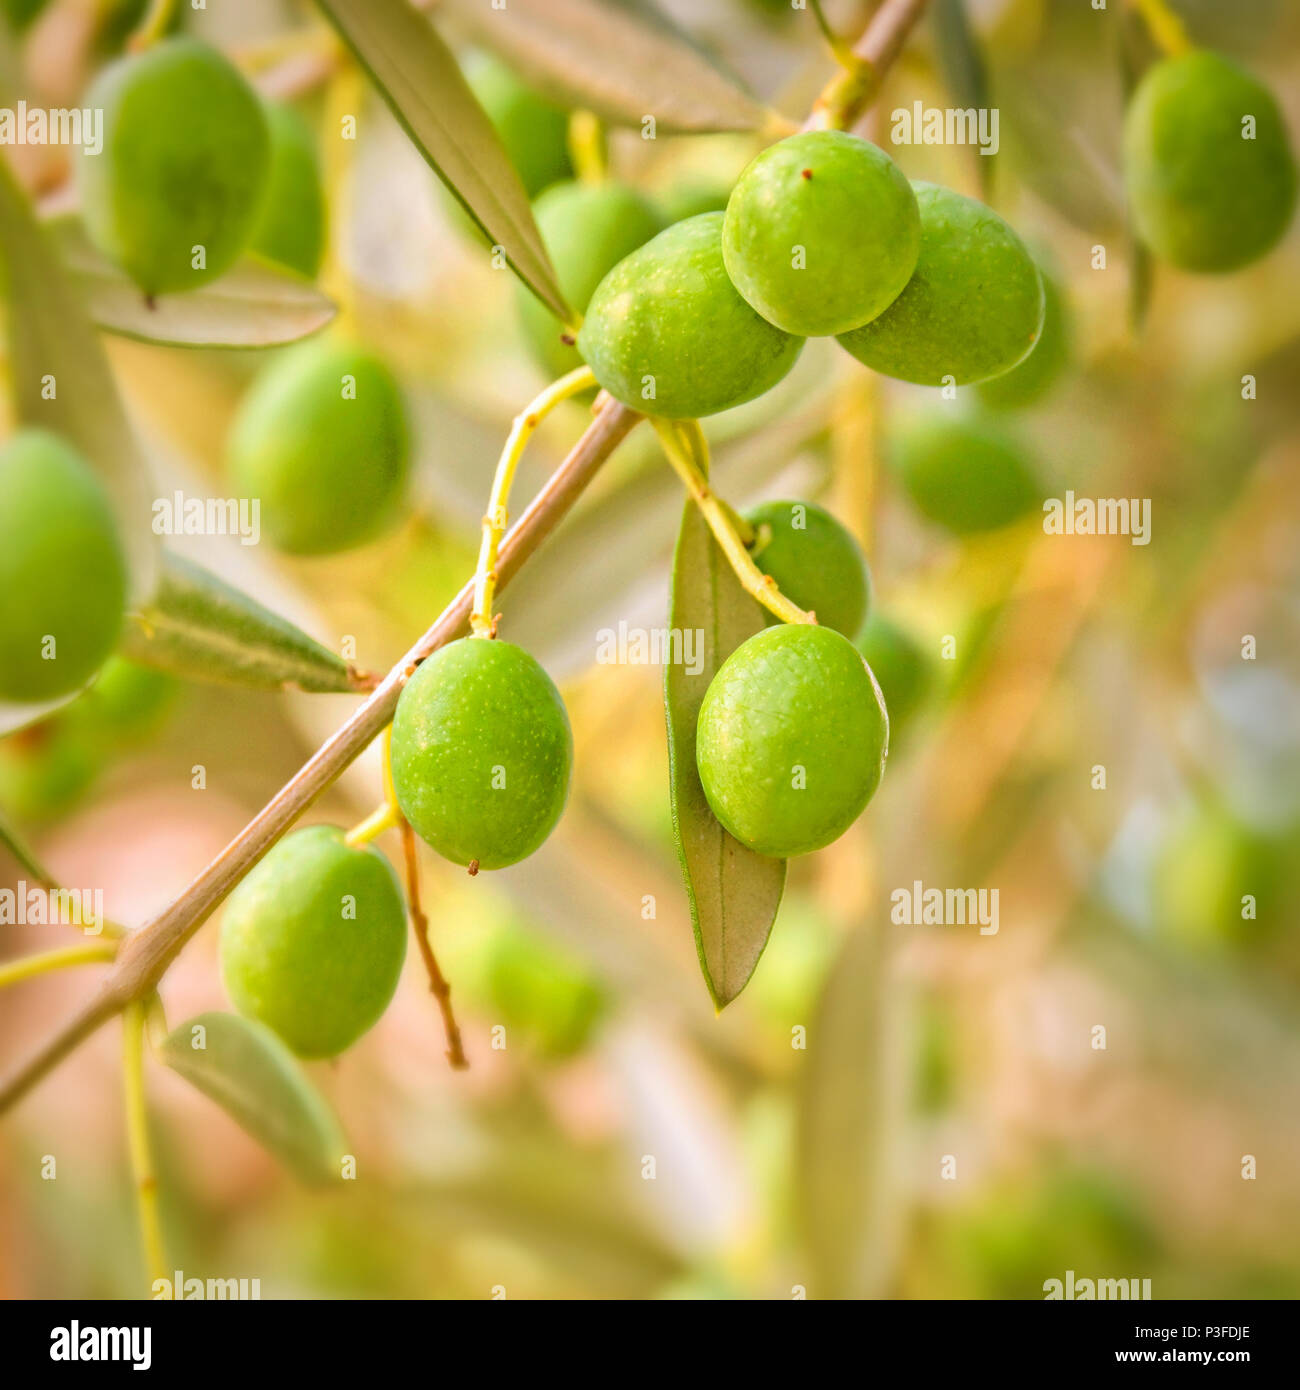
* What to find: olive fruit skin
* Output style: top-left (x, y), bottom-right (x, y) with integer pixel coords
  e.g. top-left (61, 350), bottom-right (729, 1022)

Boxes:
top-left (390, 638), bottom-right (573, 870)
top-left (484, 922), bottom-right (606, 1059)
top-left (745, 499), bottom-right (872, 639)
top-left (696, 624), bottom-right (888, 858)
top-left (250, 101), bottom-right (326, 279)
top-left (78, 37), bottom-right (270, 295)
top-left (468, 55), bottom-right (573, 198)
top-left (889, 415), bottom-right (1040, 535)
top-left (838, 182), bottom-right (1044, 386)
top-left (578, 213), bottom-right (803, 419)
top-left (976, 270), bottom-right (1070, 411)
top-left (516, 180), bottom-right (663, 379)
top-left (228, 340), bottom-right (409, 556)
top-left (220, 825), bottom-right (408, 1059)
top-left (0, 430), bottom-right (126, 703)
top-left (1122, 51), bottom-right (1297, 273)
top-left (722, 130), bottom-right (920, 336)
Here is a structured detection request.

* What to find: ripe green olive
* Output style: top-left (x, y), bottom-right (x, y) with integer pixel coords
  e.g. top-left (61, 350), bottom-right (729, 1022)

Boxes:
top-left (516, 180), bottom-right (663, 380)
top-left (696, 623), bottom-right (888, 858)
top-left (220, 825), bottom-right (408, 1059)
top-left (744, 499), bottom-right (872, 639)
top-left (250, 101), bottom-right (326, 280)
top-left (0, 430), bottom-right (126, 703)
top-left (577, 212), bottom-right (803, 418)
top-left (889, 414), bottom-right (1040, 535)
top-left (227, 340), bottom-right (410, 555)
top-left (1123, 50), bottom-right (1297, 273)
top-left (722, 130), bottom-right (920, 336)
top-left (838, 182), bottom-right (1044, 386)
top-left (78, 37), bottom-right (270, 295)
top-left (390, 638), bottom-right (573, 870)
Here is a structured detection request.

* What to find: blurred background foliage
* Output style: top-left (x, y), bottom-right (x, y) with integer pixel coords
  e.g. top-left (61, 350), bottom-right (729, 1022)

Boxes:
top-left (1, 0), bottom-right (1299, 1299)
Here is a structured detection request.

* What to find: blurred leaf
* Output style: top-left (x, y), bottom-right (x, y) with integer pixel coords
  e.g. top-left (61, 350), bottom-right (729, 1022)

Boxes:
top-left (1115, 9), bottom-right (1155, 330)
top-left (795, 915), bottom-right (903, 1298)
top-left (122, 551), bottom-right (369, 694)
top-left (0, 156), bottom-right (158, 600)
top-left (440, 0), bottom-right (777, 133)
top-left (159, 1012), bottom-right (346, 1185)
top-left (998, 77), bottom-right (1124, 235)
top-left (315, 0), bottom-right (570, 319)
top-left (931, 0), bottom-right (995, 198)
top-left (664, 499), bottom-right (785, 1009)
top-left (49, 218), bottom-right (336, 349)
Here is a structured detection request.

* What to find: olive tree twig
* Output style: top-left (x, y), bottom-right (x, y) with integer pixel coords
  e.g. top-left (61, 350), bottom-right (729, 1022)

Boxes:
top-left (0, 396), bottom-right (638, 1114)
top-left (0, 0), bottom-right (935, 1115)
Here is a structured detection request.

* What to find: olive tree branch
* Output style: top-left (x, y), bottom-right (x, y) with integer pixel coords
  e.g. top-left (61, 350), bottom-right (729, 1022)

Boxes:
top-left (0, 0), bottom-right (933, 1115)
top-left (805, 0), bottom-right (931, 132)
top-left (0, 396), bottom-right (638, 1114)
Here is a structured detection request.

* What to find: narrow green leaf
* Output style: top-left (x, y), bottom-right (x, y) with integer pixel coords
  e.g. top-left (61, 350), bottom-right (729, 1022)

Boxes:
top-left (1116, 8), bottom-right (1156, 330)
top-left (49, 217), bottom-right (336, 349)
top-left (0, 155), bottom-right (158, 600)
top-left (121, 551), bottom-right (370, 694)
top-left (664, 499), bottom-right (785, 1009)
top-left (315, 0), bottom-right (570, 320)
top-left (159, 1012), bottom-right (346, 1185)
top-left (441, 0), bottom-right (776, 134)
top-left (795, 916), bottom-right (903, 1298)
top-left (931, 0), bottom-right (996, 198)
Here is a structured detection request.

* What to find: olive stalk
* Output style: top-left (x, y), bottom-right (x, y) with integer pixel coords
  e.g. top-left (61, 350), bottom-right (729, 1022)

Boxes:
top-left (0, 0), bottom-right (933, 1115)
top-left (652, 418), bottom-right (816, 627)
top-left (0, 942), bottom-right (118, 991)
top-left (122, 1001), bottom-right (167, 1289)
top-left (470, 365), bottom-right (599, 638)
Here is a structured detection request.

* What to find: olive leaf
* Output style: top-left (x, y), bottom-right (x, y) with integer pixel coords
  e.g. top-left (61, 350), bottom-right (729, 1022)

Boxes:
top-left (0, 156), bottom-right (158, 601)
top-left (438, 0), bottom-right (777, 134)
top-left (664, 499), bottom-right (785, 1010)
top-left (121, 551), bottom-right (370, 694)
top-left (49, 217), bottom-right (337, 349)
top-left (1116, 7), bottom-right (1156, 330)
top-left (931, 0), bottom-right (996, 199)
top-left (159, 1012), bottom-right (346, 1185)
top-left (794, 916), bottom-right (903, 1298)
top-left (315, 0), bottom-right (570, 320)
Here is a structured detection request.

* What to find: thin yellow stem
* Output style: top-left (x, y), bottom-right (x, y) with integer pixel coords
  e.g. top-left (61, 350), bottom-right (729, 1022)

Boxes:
top-left (471, 365), bottom-right (598, 638)
top-left (1131, 0), bottom-right (1192, 56)
top-left (568, 110), bottom-right (608, 184)
top-left (126, 0), bottom-right (176, 51)
top-left (652, 419), bottom-right (816, 626)
top-left (0, 942), bottom-right (116, 990)
top-left (344, 800), bottom-right (402, 848)
top-left (123, 1001), bottom-right (166, 1293)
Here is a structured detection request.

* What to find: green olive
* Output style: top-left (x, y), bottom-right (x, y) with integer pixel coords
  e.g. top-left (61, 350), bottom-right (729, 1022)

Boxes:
top-left (889, 414), bottom-right (1040, 535)
top-left (745, 499), bottom-right (872, 639)
top-left (696, 624), bottom-right (888, 858)
top-left (722, 130), bottom-right (920, 336)
top-left (1123, 50), bottom-right (1297, 273)
top-left (838, 182), bottom-right (1044, 386)
top-left (0, 430), bottom-right (126, 703)
top-left (220, 825), bottom-right (408, 1059)
top-left (78, 37), bottom-right (270, 294)
top-left (250, 101), bottom-right (326, 280)
top-left (227, 340), bottom-right (410, 556)
top-left (390, 638), bottom-right (573, 870)
top-left (578, 212), bottom-right (803, 418)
